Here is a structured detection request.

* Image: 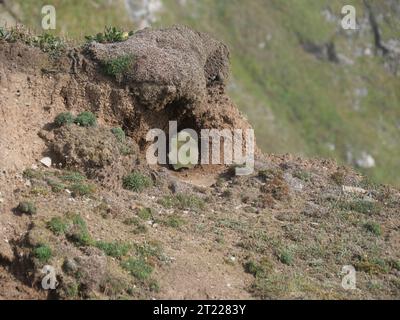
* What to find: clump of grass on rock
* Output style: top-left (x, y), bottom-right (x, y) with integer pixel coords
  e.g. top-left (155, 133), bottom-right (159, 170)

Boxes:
top-left (102, 55), bottom-right (134, 78)
top-left (54, 112), bottom-right (75, 127)
top-left (74, 111), bottom-right (96, 127)
top-left (47, 217), bottom-right (69, 236)
top-left (123, 172), bottom-right (153, 192)
top-left (85, 26), bottom-right (133, 44)
top-left (33, 244), bottom-right (52, 263)
top-left (67, 214), bottom-right (94, 247)
top-left (111, 127), bottom-right (126, 142)
top-left (95, 241), bottom-right (131, 258)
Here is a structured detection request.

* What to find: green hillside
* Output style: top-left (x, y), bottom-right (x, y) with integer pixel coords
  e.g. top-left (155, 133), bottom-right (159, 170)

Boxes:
top-left (1, 0), bottom-right (399, 185)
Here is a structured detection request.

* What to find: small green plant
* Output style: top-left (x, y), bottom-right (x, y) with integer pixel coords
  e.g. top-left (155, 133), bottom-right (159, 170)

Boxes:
top-left (339, 200), bottom-right (381, 215)
top-left (111, 127), bottom-right (126, 142)
top-left (163, 214), bottom-right (186, 229)
top-left (0, 27), bottom-right (6, 39)
top-left (102, 55), bottom-right (134, 77)
top-left (120, 144), bottom-right (133, 156)
top-left (135, 242), bottom-right (164, 261)
top-left (33, 244), bottom-right (52, 263)
top-left (70, 183), bottom-right (96, 197)
top-left (122, 172), bottom-right (153, 192)
top-left (60, 171), bottom-right (86, 183)
top-left (64, 282), bottom-right (79, 298)
top-left (244, 260), bottom-right (265, 277)
top-left (137, 207), bottom-right (152, 220)
top-left (278, 249), bottom-right (293, 265)
top-left (54, 112), bottom-right (75, 126)
top-left (30, 186), bottom-right (49, 196)
top-left (48, 181), bottom-right (66, 193)
top-left (96, 241), bottom-right (131, 258)
top-left (23, 168), bottom-right (42, 179)
top-left (32, 33), bottom-right (65, 57)
top-left (17, 201), bottom-right (37, 215)
top-left (0, 28), bottom-right (64, 57)
top-left (355, 256), bottom-right (389, 274)
top-left (47, 217), bottom-right (69, 235)
top-left (121, 258), bottom-right (153, 281)
top-left (67, 214), bottom-right (93, 246)
top-left (148, 280), bottom-right (160, 293)
top-left (85, 26), bottom-right (133, 43)
top-left (364, 221), bottom-right (382, 236)
top-left (158, 194), bottom-right (205, 211)
top-left (74, 111), bottom-right (96, 127)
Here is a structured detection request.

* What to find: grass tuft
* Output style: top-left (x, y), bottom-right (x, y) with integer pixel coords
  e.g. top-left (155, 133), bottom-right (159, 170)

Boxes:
top-left (123, 172), bottom-right (153, 192)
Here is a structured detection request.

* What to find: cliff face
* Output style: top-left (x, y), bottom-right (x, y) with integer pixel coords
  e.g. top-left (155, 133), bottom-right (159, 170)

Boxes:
top-left (0, 27), bottom-right (400, 300)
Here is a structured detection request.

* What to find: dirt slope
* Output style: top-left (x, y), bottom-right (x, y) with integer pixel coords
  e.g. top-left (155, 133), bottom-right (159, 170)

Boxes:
top-left (0, 27), bottom-right (399, 300)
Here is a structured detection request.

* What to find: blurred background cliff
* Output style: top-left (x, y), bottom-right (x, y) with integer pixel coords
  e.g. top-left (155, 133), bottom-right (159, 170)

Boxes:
top-left (1, 0), bottom-right (399, 186)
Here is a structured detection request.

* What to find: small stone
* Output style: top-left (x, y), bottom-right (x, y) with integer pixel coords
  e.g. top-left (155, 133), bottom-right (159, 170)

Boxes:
top-left (40, 157), bottom-right (52, 168)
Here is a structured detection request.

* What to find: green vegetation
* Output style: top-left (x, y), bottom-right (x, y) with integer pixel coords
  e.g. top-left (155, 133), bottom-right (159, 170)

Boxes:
top-left (158, 194), bottom-right (205, 211)
top-left (0, 27), bottom-right (64, 57)
top-left (122, 172), bottom-right (153, 192)
top-left (121, 258), bottom-right (153, 281)
top-left (70, 183), bottom-right (96, 197)
top-left (60, 171), bottom-right (86, 183)
top-left (137, 208), bottom-right (152, 220)
top-left (47, 217), bottom-right (69, 236)
top-left (33, 244), bottom-right (52, 263)
top-left (162, 214), bottom-right (186, 229)
top-left (67, 214), bottom-right (93, 247)
top-left (278, 249), bottom-right (294, 266)
top-left (74, 111), bottom-right (96, 127)
top-left (244, 260), bottom-right (268, 277)
top-left (111, 127), bottom-right (126, 142)
top-left (96, 241), bottom-right (131, 258)
top-left (338, 199), bottom-right (381, 215)
top-left (102, 55), bottom-right (134, 78)
top-left (85, 26), bottom-right (134, 43)
top-left (17, 201), bottom-right (37, 215)
top-left (355, 256), bottom-right (389, 274)
top-left (32, 33), bottom-right (65, 57)
top-left (135, 242), bottom-right (165, 261)
top-left (364, 221), bottom-right (382, 236)
top-left (23, 168), bottom-right (43, 180)
top-left (47, 180), bottom-right (66, 193)
top-left (55, 112), bottom-right (75, 126)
